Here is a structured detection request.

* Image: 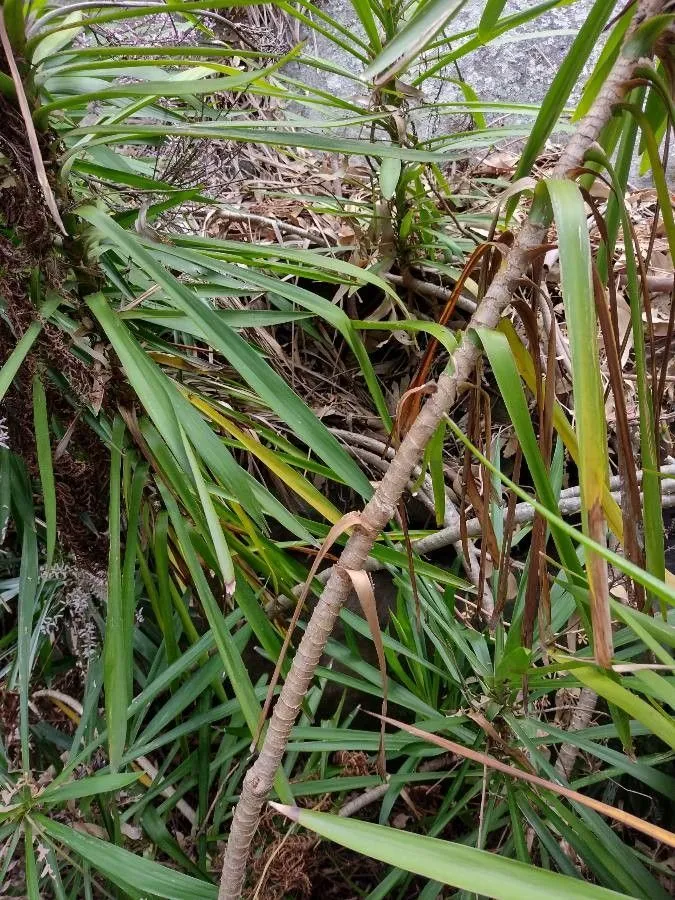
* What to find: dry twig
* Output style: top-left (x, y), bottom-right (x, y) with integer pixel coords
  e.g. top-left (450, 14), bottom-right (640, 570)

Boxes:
top-left (203, 206), bottom-right (331, 246)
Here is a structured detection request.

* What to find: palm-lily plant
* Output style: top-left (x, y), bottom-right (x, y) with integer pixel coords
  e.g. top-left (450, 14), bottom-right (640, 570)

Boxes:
top-left (0, 1), bottom-right (673, 899)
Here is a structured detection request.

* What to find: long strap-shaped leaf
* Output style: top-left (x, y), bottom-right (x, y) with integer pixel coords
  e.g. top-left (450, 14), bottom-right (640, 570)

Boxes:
top-left (104, 416), bottom-right (126, 772)
top-left (81, 209), bottom-right (373, 499)
top-left (271, 799), bottom-right (633, 900)
top-left (546, 178), bottom-right (612, 667)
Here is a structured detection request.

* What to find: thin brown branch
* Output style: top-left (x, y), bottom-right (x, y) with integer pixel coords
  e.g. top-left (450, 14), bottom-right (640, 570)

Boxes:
top-left (554, 687), bottom-right (599, 779)
top-left (385, 272), bottom-right (478, 315)
top-left (413, 482), bottom-right (675, 555)
top-left (203, 206), bottom-right (332, 246)
top-left (618, 272), bottom-right (673, 293)
top-left (338, 782), bottom-right (390, 818)
top-left (218, 5), bottom-right (665, 895)
top-left (378, 713), bottom-right (675, 850)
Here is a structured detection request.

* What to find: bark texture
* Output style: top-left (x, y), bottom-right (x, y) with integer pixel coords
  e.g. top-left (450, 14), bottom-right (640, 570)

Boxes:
top-left (554, 687), bottom-right (599, 778)
top-left (219, 4), bottom-right (664, 895)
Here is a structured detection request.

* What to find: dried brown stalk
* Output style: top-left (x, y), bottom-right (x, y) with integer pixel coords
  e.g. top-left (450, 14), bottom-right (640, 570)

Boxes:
top-left (0, 11), bottom-right (66, 235)
top-left (375, 714), bottom-right (675, 850)
top-left (218, 5), bottom-right (664, 895)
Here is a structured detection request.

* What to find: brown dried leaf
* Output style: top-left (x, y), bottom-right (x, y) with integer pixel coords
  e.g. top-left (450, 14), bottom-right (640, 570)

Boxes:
top-left (475, 151), bottom-right (519, 176)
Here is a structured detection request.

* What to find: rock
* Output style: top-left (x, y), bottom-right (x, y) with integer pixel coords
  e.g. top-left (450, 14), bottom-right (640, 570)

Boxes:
top-left (286, 2), bottom-right (671, 186)
top-left (287, 0), bottom-right (603, 144)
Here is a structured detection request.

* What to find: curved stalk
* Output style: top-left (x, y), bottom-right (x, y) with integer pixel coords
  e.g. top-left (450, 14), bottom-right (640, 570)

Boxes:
top-left (219, 3), bottom-right (666, 895)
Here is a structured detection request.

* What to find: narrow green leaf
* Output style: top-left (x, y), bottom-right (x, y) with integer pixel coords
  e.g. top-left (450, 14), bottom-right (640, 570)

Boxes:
top-left (546, 177), bottom-right (611, 663)
top-left (272, 804), bottom-right (631, 899)
top-left (413, 0), bottom-right (572, 82)
top-left (509, 0), bottom-right (613, 193)
top-left (477, 327), bottom-right (581, 580)
top-left (380, 157), bottom-right (401, 200)
top-left (35, 50), bottom-right (298, 122)
top-left (41, 773), bottom-right (141, 804)
top-left (507, 787), bottom-right (530, 864)
top-left (635, 64), bottom-right (672, 173)
top-left (87, 293), bottom-right (186, 465)
top-left (38, 69), bottom-right (267, 115)
top-left (453, 78), bottom-right (487, 130)
top-left (515, 792), bottom-right (581, 880)
top-left (540, 792), bottom-right (667, 899)
top-left (574, 5), bottom-right (632, 120)
top-left (620, 104), bottom-right (675, 264)
top-left (544, 180), bottom-right (606, 467)
top-left (587, 146), bottom-right (665, 605)
top-left (0, 448), bottom-right (10, 545)
top-left (121, 460), bottom-right (146, 695)
top-left (153, 511), bottom-right (180, 664)
top-left (0, 826), bottom-right (21, 886)
top-left (354, 319), bottom-right (458, 356)
top-left (156, 481), bottom-right (294, 805)
top-left (24, 820), bottom-right (40, 900)
top-left (118, 308), bottom-right (314, 328)
top-left (2, 0), bottom-right (26, 51)
top-left (88, 293), bottom-right (261, 521)
top-left (31, 8), bottom-right (82, 63)
top-left (350, 0), bottom-right (382, 51)
top-left (68, 124), bottom-right (458, 163)
top-left (31, 373), bottom-right (56, 567)
top-left (361, 0), bottom-right (467, 84)
top-left (0, 70), bottom-right (15, 98)
top-left (138, 234), bottom-right (392, 428)
top-left (104, 416), bottom-right (126, 771)
top-left (180, 425), bottom-right (236, 594)
top-left (142, 805), bottom-right (208, 882)
top-left (443, 417), bottom-right (675, 610)
top-left (16, 462), bottom-right (38, 772)
top-left (81, 209), bottom-right (372, 498)
top-left (275, 0), bottom-right (370, 60)
top-left (622, 13), bottom-right (674, 58)
top-left (158, 482), bottom-right (256, 730)
top-left (35, 815), bottom-right (216, 899)
top-left (630, 669), bottom-right (675, 711)
top-left (594, 93), bottom-right (642, 284)
top-left (0, 294), bottom-right (60, 402)
top-left (571, 665), bottom-right (675, 749)
top-left (135, 655), bottom-right (223, 748)
top-left (426, 421), bottom-right (446, 527)
top-left (478, 0), bottom-right (507, 37)
top-left (533, 716), bottom-right (675, 796)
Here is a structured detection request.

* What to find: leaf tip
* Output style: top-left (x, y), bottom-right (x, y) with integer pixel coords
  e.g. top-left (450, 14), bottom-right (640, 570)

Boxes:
top-left (269, 801), bottom-right (300, 821)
